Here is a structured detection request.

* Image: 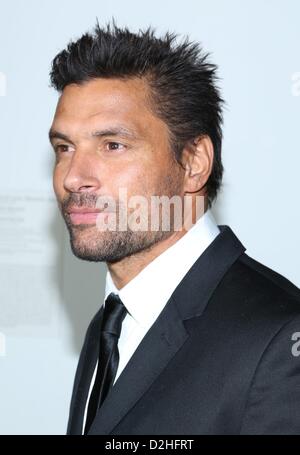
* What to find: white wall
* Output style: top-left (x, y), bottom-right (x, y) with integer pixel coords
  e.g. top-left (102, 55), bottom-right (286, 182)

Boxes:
top-left (0, 0), bottom-right (299, 434)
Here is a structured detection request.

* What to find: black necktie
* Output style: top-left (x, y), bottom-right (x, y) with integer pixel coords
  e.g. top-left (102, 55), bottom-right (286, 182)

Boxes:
top-left (84, 292), bottom-right (127, 434)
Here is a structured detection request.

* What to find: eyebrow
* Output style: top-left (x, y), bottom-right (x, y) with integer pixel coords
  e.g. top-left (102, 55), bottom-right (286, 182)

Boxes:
top-left (48, 126), bottom-right (139, 144)
top-left (48, 130), bottom-right (72, 143)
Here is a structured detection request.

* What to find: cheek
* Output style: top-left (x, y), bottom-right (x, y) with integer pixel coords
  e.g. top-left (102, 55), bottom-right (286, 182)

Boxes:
top-left (114, 153), bottom-right (175, 197)
top-left (114, 163), bottom-right (153, 195)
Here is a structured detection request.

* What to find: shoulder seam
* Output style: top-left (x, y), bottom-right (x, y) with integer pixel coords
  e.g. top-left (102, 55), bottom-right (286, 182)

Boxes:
top-left (238, 254), bottom-right (300, 302)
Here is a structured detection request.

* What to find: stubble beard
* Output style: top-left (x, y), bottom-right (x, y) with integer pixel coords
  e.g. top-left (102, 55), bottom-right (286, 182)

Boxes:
top-left (61, 174), bottom-right (183, 264)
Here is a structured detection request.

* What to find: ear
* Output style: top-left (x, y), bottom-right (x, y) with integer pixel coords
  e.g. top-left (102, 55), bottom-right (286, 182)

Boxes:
top-left (180, 135), bottom-right (214, 194)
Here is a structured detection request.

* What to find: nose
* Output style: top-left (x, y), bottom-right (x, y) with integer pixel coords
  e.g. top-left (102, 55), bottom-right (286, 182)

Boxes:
top-left (63, 148), bottom-right (101, 193)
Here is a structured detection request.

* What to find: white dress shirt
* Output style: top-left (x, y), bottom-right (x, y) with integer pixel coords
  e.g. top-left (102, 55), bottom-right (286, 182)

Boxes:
top-left (82, 209), bottom-right (220, 434)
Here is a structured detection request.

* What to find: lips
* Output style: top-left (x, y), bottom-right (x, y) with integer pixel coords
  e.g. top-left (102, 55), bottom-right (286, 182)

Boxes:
top-left (67, 207), bottom-right (101, 214)
top-left (66, 207), bottom-right (112, 225)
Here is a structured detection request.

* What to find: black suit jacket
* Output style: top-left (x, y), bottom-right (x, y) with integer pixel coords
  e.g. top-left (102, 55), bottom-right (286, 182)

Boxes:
top-left (67, 225), bottom-right (300, 435)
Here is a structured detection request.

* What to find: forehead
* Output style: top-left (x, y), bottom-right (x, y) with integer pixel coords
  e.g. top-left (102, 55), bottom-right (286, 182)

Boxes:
top-left (52, 77), bottom-right (161, 137)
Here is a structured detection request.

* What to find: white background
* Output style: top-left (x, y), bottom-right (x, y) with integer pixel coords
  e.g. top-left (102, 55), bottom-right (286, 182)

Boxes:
top-left (0, 0), bottom-right (299, 434)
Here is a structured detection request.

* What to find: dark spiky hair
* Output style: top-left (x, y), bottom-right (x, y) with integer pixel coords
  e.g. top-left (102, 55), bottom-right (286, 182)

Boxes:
top-left (50, 20), bottom-right (224, 207)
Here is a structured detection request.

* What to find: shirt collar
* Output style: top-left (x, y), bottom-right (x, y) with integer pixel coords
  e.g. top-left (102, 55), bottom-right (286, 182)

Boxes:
top-left (104, 209), bottom-right (220, 329)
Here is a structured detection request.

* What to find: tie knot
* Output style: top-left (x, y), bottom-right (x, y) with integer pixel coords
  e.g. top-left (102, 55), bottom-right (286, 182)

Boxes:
top-left (102, 292), bottom-right (127, 338)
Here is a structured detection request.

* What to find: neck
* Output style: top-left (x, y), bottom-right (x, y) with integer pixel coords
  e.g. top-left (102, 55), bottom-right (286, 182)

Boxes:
top-left (107, 228), bottom-right (188, 290)
top-left (107, 198), bottom-right (208, 289)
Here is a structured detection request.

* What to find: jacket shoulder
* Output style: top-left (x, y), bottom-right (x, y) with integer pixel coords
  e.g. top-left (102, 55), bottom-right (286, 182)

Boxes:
top-left (239, 253), bottom-right (300, 299)
top-left (218, 252), bottom-right (300, 325)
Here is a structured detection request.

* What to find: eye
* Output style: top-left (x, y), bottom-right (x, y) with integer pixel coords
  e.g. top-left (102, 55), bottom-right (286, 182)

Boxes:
top-left (106, 142), bottom-right (126, 152)
top-left (54, 144), bottom-right (74, 153)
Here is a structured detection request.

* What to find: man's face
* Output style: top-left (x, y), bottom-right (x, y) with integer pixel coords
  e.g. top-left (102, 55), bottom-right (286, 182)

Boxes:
top-left (50, 77), bottom-right (185, 263)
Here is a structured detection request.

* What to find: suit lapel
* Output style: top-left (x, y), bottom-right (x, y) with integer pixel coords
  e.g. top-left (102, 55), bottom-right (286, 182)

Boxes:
top-left (86, 225), bottom-right (246, 434)
top-left (67, 308), bottom-right (104, 435)
top-left (88, 294), bottom-right (189, 434)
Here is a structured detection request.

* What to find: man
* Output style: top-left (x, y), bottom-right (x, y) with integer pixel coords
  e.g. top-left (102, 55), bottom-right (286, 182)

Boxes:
top-left (49, 22), bottom-right (300, 435)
